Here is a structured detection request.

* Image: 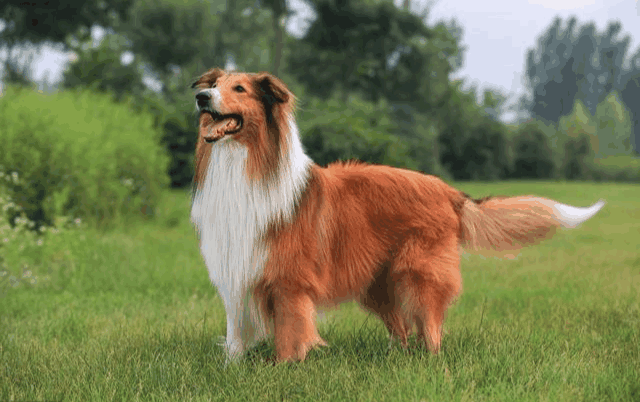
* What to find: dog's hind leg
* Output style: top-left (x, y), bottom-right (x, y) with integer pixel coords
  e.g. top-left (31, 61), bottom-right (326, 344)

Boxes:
top-left (391, 234), bottom-right (461, 353)
top-left (359, 265), bottom-right (412, 348)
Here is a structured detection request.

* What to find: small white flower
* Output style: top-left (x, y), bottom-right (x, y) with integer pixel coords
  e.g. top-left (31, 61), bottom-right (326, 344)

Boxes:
top-left (36, 239), bottom-right (43, 246)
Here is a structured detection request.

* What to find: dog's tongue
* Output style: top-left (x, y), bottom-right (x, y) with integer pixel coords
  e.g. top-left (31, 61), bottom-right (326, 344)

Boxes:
top-left (200, 113), bottom-right (241, 141)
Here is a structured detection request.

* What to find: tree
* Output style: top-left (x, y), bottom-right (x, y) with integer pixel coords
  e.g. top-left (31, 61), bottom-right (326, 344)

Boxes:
top-left (62, 33), bottom-right (145, 100)
top-left (481, 88), bottom-right (508, 122)
top-left (0, 1), bottom-right (135, 89)
top-left (522, 17), bottom-right (633, 123)
top-left (594, 91), bottom-right (634, 157)
top-left (511, 119), bottom-right (556, 179)
top-left (289, 0), bottom-right (458, 111)
top-left (261, 0), bottom-right (288, 75)
top-left (437, 81), bottom-right (509, 180)
top-left (122, 0), bottom-right (211, 85)
top-left (620, 60), bottom-right (640, 154)
top-left (121, 0), bottom-right (276, 91)
top-left (523, 17), bottom-right (580, 123)
top-left (557, 99), bottom-right (598, 179)
top-left (0, 1), bottom-right (132, 45)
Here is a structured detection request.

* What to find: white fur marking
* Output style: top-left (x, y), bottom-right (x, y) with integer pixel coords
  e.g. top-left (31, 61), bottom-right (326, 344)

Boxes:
top-left (194, 88), bottom-right (222, 113)
top-left (211, 88), bottom-right (223, 111)
top-left (552, 199), bottom-right (605, 228)
top-left (191, 116), bottom-right (312, 360)
top-left (520, 197), bottom-right (605, 228)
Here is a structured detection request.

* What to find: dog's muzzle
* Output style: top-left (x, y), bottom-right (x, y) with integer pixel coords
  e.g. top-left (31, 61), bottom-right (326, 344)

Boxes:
top-left (196, 91), bottom-right (211, 111)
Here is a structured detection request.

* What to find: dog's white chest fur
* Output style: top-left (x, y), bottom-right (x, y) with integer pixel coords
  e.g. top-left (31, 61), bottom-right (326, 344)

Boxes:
top-left (190, 124), bottom-right (312, 357)
top-left (191, 141), bottom-right (267, 301)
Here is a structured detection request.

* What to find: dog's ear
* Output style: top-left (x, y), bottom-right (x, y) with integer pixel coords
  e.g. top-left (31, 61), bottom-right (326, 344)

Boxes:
top-left (255, 72), bottom-right (293, 106)
top-left (191, 68), bottom-right (225, 89)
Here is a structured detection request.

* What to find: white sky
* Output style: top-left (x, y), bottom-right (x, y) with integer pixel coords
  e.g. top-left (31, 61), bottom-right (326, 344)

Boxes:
top-left (8, 0), bottom-right (640, 123)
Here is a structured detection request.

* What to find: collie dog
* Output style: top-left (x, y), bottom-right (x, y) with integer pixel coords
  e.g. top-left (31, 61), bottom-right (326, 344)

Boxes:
top-left (190, 68), bottom-right (605, 362)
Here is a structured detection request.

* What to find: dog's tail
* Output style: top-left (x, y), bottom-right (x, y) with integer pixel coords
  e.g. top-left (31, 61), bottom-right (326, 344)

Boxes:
top-left (456, 193), bottom-right (605, 255)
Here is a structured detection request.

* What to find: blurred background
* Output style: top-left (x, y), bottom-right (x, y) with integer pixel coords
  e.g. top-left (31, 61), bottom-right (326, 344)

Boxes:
top-left (1, 0), bottom-right (639, 229)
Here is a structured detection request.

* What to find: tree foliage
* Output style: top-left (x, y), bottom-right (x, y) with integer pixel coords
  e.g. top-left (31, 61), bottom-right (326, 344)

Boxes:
top-left (620, 69), bottom-right (640, 154)
top-left (510, 119), bottom-right (556, 179)
top-left (437, 82), bottom-right (509, 180)
top-left (557, 99), bottom-right (598, 179)
top-left (523, 17), bottom-right (633, 121)
top-left (289, 0), bottom-right (458, 111)
top-left (522, 16), bottom-right (640, 154)
top-left (0, 1), bottom-right (133, 45)
top-left (123, 0), bottom-right (210, 76)
top-left (62, 34), bottom-right (145, 100)
top-left (594, 91), bottom-right (634, 157)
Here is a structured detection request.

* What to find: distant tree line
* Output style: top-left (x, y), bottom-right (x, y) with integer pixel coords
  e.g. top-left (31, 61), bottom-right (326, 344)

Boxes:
top-left (1, 0), bottom-right (639, 188)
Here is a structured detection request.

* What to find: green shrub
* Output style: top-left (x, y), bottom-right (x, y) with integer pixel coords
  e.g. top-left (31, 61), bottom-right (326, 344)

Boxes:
top-left (135, 90), bottom-right (197, 188)
top-left (510, 119), bottom-right (556, 179)
top-left (558, 133), bottom-right (595, 180)
top-left (587, 155), bottom-right (640, 183)
top-left (0, 86), bottom-right (170, 229)
top-left (0, 177), bottom-right (81, 290)
top-left (299, 97), bottom-right (431, 172)
top-left (556, 99), bottom-right (599, 180)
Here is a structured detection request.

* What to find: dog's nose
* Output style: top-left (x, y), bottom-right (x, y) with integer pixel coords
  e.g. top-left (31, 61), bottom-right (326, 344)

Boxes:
top-left (196, 92), bottom-right (211, 108)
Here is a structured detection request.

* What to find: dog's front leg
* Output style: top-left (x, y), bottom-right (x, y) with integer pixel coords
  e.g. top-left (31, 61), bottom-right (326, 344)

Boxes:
top-left (272, 291), bottom-right (326, 362)
top-left (220, 296), bottom-right (247, 362)
top-left (218, 287), bottom-right (270, 363)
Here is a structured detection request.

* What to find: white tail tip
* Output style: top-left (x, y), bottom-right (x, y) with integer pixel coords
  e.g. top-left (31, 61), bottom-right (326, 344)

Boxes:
top-left (554, 199), bottom-right (606, 228)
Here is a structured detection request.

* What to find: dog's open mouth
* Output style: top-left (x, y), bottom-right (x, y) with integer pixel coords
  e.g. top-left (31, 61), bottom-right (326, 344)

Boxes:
top-left (201, 111), bottom-right (243, 143)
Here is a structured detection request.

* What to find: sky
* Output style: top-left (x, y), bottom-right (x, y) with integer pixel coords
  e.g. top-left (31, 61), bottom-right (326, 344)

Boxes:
top-left (7, 0), bottom-right (640, 123)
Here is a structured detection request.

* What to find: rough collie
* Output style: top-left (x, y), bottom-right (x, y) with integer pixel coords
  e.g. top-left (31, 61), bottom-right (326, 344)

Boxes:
top-left (190, 68), bottom-right (605, 363)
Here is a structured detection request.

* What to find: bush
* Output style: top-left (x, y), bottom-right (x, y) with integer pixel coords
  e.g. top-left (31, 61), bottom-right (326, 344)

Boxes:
top-left (0, 86), bottom-right (170, 229)
top-left (438, 116), bottom-right (510, 181)
top-left (136, 90), bottom-right (197, 188)
top-left (556, 99), bottom-right (599, 180)
top-left (299, 97), bottom-right (432, 172)
top-left (587, 155), bottom-right (640, 183)
top-left (0, 179), bottom-right (82, 291)
top-left (510, 119), bottom-right (556, 179)
top-left (558, 133), bottom-right (595, 180)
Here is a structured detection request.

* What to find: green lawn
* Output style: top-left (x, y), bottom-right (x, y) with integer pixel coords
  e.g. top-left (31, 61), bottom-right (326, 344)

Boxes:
top-left (1, 181), bottom-right (638, 401)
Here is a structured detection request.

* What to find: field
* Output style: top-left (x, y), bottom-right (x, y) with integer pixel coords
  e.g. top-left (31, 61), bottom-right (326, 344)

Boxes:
top-left (1, 181), bottom-right (638, 401)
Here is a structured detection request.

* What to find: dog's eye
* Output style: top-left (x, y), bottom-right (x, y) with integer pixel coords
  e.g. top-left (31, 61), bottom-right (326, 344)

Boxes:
top-left (234, 85), bottom-right (245, 93)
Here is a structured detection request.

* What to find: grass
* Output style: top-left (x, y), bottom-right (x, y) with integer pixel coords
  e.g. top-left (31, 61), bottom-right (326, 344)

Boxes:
top-left (1, 181), bottom-right (638, 401)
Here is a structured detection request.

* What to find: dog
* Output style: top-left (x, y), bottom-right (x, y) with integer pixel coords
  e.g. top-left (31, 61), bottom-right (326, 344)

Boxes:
top-left (190, 68), bottom-right (605, 363)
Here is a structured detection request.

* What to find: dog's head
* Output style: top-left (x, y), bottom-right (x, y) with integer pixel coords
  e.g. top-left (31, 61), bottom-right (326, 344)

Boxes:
top-left (191, 68), bottom-right (294, 145)
top-left (191, 68), bottom-right (298, 185)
